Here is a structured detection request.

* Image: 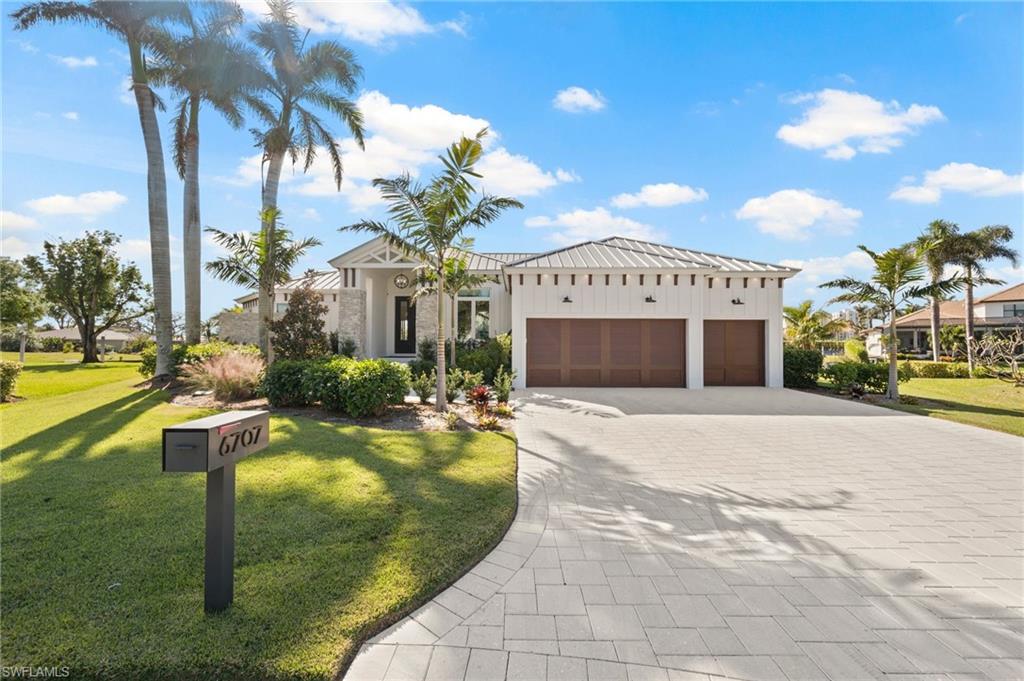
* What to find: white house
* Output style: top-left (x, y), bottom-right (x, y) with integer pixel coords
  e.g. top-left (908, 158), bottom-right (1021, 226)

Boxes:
top-left (221, 235), bottom-right (799, 389)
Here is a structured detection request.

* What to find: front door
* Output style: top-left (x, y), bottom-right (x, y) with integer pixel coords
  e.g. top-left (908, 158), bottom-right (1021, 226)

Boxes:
top-left (394, 296), bottom-right (416, 354)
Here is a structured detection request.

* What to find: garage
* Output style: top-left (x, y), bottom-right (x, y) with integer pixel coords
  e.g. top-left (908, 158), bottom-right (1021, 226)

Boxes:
top-left (526, 318), bottom-right (685, 387)
top-left (703, 320), bottom-right (765, 386)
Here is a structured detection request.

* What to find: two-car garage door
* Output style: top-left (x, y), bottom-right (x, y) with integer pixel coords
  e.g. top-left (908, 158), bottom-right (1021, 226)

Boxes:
top-left (525, 318), bottom-right (765, 387)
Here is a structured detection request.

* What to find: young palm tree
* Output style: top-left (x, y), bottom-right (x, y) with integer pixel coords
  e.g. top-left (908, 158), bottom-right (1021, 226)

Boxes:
top-left (11, 0), bottom-right (186, 377)
top-left (204, 210), bottom-right (321, 293)
top-left (949, 225), bottom-right (1019, 373)
top-left (248, 0), bottom-right (365, 355)
top-left (341, 130), bottom-right (524, 412)
top-left (148, 0), bottom-right (262, 344)
top-left (783, 300), bottom-right (844, 350)
top-left (414, 255), bottom-right (493, 366)
top-left (913, 219), bottom-right (964, 362)
top-left (820, 243), bottom-right (959, 400)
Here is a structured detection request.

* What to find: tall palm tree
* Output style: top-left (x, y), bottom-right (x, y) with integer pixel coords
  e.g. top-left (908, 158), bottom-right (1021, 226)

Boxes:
top-left (248, 0), bottom-right (365, 355)
top-left (12, 0), bottom-right (186, 377)
top-left (148, 0), bottom-right (261, 345)
top-left (821, 243), bottom-right (959, 400)
top-left (414, 254), bottom-right (493, 366)
top-left (783, 300), bottom-right (844, 350)
top-left (948, 225), bottom-right (1019, 373)
top-left (913, 219), bottom-right (964, 361)
top-left (204, 210), bottom-right (321, 293)
top-left (341, 130), bottom-right (524, 412)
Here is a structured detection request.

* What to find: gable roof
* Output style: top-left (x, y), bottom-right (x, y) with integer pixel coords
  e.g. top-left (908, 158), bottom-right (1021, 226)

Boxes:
top-left (234, 270), bottom-right (341, 304)
top-left (505, 236), bottom-right (798, 273)
top-left (894, 300), bottom-right (964, 327)
top-left (977, 282), bottom-right (1024, 304)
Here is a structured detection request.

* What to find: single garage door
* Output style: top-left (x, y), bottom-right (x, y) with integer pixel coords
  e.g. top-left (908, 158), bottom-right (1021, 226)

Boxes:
top-left (703, 320), bottom-right (765, 386)
top-left (526, 318), bottom-right (685, 387)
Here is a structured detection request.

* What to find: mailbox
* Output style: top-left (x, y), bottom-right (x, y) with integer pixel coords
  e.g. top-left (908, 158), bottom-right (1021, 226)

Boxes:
top-left (163, 410), bottom-right (269, 612)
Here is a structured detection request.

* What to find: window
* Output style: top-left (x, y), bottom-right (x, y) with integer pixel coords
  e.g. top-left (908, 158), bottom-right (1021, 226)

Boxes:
top-left (275, 303), bottom-right (288, 313)
top-left (456, 289), bottom-right (490, 340)
top-left (1003, 303), bottom-right (1024, 318)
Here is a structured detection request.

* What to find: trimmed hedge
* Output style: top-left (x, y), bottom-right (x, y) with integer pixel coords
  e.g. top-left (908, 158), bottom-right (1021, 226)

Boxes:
top-left (139, 341), bottom-right (260, 377)
top-left (0, 361), bottom-right (22, 401)
top-left (783, 347), bottom-right (823, 389)
top-left (899, 360), bottom-right (971, 379)
top-left (822, 360), bottom-right (911, 394)
top-left (265, 357), bottom-right (411, 417)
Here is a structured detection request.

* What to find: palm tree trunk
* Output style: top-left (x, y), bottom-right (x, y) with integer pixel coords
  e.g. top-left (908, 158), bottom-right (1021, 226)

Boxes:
top-left (887, 312), bottom-right (899, 400)
top-left (131, 45), bottom-right (173, 378)
top-left (964, 272), bottom-right (976, 375)
top-left (929, 295), bottom-right (941, 362)
top-left (450, 293), bottom-right (457, 367)
top-left (183, 99), bottom-right (202, 345)
top-left (259, 150), bottom-right (285, 359)
top-left (435, 267), bottom-right (447, 412)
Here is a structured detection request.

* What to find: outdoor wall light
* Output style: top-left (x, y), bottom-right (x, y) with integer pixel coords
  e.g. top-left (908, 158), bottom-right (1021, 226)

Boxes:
top-left (731, 297), bottom-right (744, 305)
top-left (644, 295), bottom-right (657, 303)
top-left (562, 296), bottom-right (572, 303)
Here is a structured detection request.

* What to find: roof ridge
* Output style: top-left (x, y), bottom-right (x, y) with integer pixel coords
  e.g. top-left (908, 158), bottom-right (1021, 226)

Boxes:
top-left (504, 240), bottom-right (601, 266)
top-left (602, 235), bottom-right (798, 272)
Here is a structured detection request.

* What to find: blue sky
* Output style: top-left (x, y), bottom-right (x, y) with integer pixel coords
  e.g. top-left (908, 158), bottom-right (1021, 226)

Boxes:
top-left (2, 1), bottom-right (1022, 318)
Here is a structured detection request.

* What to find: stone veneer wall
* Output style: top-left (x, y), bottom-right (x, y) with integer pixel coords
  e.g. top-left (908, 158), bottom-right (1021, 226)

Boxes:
top-left (217, 310), bottom-right (260, 345)
top-left (337, 288), bottom-right (367, 356)
top-left (414, 292), bottom-right (438, 349)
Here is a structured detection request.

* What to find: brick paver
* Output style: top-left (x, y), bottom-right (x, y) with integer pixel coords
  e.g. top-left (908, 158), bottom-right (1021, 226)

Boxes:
top-left (345, 388), bottom-right (1024, 681)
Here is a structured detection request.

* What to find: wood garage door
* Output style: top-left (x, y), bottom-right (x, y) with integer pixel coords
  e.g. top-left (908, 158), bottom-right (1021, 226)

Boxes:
top-left (703, 320), bottom-right (765, 386)
top-left (526, 319), bottom-right (685, 387)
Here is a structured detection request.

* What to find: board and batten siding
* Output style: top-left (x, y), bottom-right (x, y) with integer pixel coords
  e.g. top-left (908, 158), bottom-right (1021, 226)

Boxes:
top-left (510, 270), bottom-right (785, 390)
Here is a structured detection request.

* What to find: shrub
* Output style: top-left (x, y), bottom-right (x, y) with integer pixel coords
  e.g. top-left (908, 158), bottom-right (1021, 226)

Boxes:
top-left (900, 360), bottom-right (971, 379)
top-left (121, 335), bottom-right (153, 355)
top-left (338, 336), bottom-right (358, 358)
top-left (493, 365), bottom-right (515, 403)
top-left (444, 411), bottom-right (459, 430)
top-left (62, 341), bottom-right (74, 353)
top-left (269, 285), bottom-right (330, 360)
top-left (301, 357), bottom-right (350, 411)
top-left (477, 413), bottom-right (501, 431)
top-left (783, 347), bottom-right (823, 389)
top-left (411, 370), bottom-right (435, 404)
top-left (139, 341), bottom-right (259, 377)
top-left (180, 351), bottom-right (265, 401)
top-left (0, 361), bottom-right (22, 401)
top-left (492, 403), bottom-right (514, 419)
top-left (465, 384), bottom-right (492, 415)
top-left (445, 368), bottom-right (483, 403)
top-left (342, 359), bottom-right (411, 417)
top-left (455, 333), bottom-right (511, 384)
top-left (264, 359), bottom-right (318, 407)
top-left (844, 339), bottom-right (868, 363)
top-left (822, 361), bottom-right (906, 395)
top-left (40, 337), bottom-right (65, 352)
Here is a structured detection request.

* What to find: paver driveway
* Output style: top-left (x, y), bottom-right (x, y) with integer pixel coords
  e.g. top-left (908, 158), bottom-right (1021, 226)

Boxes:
top-left (345, 388), bottom-right (1024, 681)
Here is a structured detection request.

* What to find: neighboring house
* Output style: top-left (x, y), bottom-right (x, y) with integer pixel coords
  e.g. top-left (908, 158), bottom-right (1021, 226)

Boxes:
top-left (34, 327), bottom-right (149, 351)
top-left (221, 235), bottom-right (800, 389)
top-left (865, 282), bottom-right (1024, 357)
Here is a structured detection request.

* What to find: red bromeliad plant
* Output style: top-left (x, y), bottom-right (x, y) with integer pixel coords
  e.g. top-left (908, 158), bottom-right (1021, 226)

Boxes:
top-left (465, 384), bottom-right (492, 416)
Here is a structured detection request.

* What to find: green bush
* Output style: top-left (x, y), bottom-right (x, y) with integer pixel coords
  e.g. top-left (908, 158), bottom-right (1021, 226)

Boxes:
top-left (455, 333), bottom-right (511, 384)
top-left (0, 361), bottom-right (22, 401)
top-left (844, 339), bottom-right (868, 362)
top-left (264, 359), bottom-right (318, 407)
top-left (300, 357), bottom-right (348, 411)
top-left (445, 367), bottom-right (483, 403)
top-left (492, 365), bottom-right (515, 403)
top-left (139, 341), bottom-right (260, 377)
top-left (338, 337), bottom-right (358, 358)
top-left (411, 370), bottom-right (435, 404)
top-left (121, 335), bottom-right (153, 354)
top-left (276, 357), bottom-right (411, 417)
top-left (342, 359), bottom-right (411, 418)
top-left (40, 337), bottom-right (65, 352)
top-left (899, 360), bottom-right (971, 379)
top-left (62, 341), bottom-right (74, 353)
top-left (822, 361), bottom-right (908, 394)
top-left (783, 347), bottom-right (823, 389)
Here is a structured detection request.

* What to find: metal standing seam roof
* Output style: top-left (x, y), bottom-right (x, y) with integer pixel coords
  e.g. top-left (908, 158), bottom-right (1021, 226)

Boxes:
top-left (234, 270), bottom-right (342, 303)
top-left (599, 237), bottom-right (799, 273)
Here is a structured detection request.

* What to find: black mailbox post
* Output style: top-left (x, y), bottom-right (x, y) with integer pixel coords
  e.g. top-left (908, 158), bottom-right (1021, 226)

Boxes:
top-left (163, 410), bottom-right (269, 612)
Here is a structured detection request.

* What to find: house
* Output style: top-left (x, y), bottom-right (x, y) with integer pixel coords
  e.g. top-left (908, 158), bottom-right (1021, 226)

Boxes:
top-left (865, 282), bottom-right (1024, 357)
top-left (221, 235), bottom-right (800, 389)
top-left (34, 327), bottom-right (150, 351)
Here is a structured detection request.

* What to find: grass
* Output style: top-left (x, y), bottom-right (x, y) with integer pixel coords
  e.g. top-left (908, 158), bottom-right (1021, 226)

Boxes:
top-left (1, 351), bottom-right (143, 400)
top-left (881, 377), bottom-right (1024, 437)
top-left (1, 363), bottom-right (517, 680)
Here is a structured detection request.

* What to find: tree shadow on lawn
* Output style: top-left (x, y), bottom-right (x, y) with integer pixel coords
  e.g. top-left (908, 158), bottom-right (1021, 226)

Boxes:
top-left (895, 394), bottom-right (1024, 420)
top-left (2, 408), bottom-right (516, 681)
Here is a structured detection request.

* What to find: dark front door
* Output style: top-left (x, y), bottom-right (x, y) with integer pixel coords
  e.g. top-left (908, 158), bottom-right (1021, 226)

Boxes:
top-left (394, 296), bottom-right (416, 354)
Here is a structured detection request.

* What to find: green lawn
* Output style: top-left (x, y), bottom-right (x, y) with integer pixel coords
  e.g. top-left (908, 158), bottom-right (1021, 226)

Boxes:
top-left (1, 364), bottom-right (517, 680)
top-left (884, 378), bottom-right (1024, 437)
top-left (1, 351), bottom-right (143, 399)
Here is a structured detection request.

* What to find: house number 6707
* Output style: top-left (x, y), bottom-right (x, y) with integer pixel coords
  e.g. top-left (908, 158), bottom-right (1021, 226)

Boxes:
top-left (218, 426), bottom-right (263, 457)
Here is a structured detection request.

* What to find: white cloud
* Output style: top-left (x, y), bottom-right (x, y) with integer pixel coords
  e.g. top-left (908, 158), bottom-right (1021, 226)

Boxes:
top-left (1, 210), bottom-right (39, 231)
top-left (301, 208), bottom-right (322, 221)
top-left (52, 55), bottom-right (97, 68)
top-left (555, 169), bottom-right (581, 183)
top-left (525, 207), bottom-right (664, 246)
top-left (0, 236), bottom-right (33, 259)
top-left (736, 189), bottom-right (862, 240)
top-left (121, 235), bottom-right (181, 262)
top-left (214, 154), bottom-right (266, 187)
top-left (611, 183), bottom-right (709, 209)
top-left (890, 162), bottom-right (1024, 204)
top-left (291, 2), bottom-right (465, 46)
top-left (553, 86), bottom-right (607, 113)
top-left (780, 250), bottom-right (875, 300)
top-left (62, 111), bottom-right (79, 121)
top-left (777, 89), bottom-right (944, 160)
top-left (26, 190), bottom-right (127, 219)
top-left (16, 40), bottom-right (38, 54)
top-left (118, 76), bottom-right (134, 105)
top-left (476, 148), bottom-right (572, 197)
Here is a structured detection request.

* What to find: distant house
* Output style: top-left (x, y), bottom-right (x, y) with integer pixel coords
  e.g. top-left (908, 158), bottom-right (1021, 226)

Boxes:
top-left (35, 327), bottom-right (151, 351)
top-left (866, 282), bottom-right (1024, 357)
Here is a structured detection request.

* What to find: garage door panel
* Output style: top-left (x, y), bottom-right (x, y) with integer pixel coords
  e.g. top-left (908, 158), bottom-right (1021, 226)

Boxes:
top-left (527, 318), bottom-right (686, 388)
top-left (704, 320), bottom-right (765, 386)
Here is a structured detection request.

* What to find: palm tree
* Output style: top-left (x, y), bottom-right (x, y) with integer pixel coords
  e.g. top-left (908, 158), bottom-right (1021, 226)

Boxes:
top-left (148, 0), bottom-right (261, 345)
top-left (248, 0), bottom-right (365, 355)
top-left (341, 130), bottom-right (524, 412)
top-left (414, 254), bottom-right (493, 366)
top-left (204, 210), bottom-right (321, 293)
top-left (783, 300), bottom-right (844, 350)
top-left (11, 0), bottom-right (186, 377)
top-left (913, 220), bottom-right (964, 362)
top-left (948, 225), bottom-right (1019, 373)
top-left (820, 243), bottom-right (959, 400)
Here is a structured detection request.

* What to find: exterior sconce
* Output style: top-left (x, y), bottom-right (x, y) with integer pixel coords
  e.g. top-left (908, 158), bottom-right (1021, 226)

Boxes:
top-left (731, 297), bottom-right (744, 305)
top-left (562, 296), bottom-right (572, 303)
top-left (644, 295), bottom-right (656, 303)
